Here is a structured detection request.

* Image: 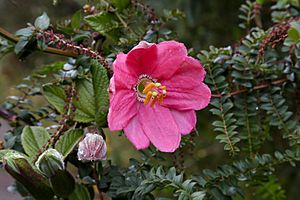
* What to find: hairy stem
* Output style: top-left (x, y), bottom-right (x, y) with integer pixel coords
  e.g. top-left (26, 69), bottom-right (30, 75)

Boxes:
top-left (0, 27), bottom-right (77, 57)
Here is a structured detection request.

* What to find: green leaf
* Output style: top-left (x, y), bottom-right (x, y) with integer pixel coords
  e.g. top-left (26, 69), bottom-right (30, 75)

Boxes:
top-left (21, 126), bottom-right (50, 158)
top-left (290, 21), bottom-right (300, 33)
top-left (15, 27), bottom-right (34, 37)
top-left (72, 31), bottom-right (91, 42)
top-left (288, 28), bottom-right (300, 42)
top-left (14, 37), bottom-right (29, 55)
top-left (55, 129), bottom-right (84, 159)
top-left (91, 59), bottom-right (109, 127)
top-left (42, 61), bottom-right (108, 125)
top-left (71, 10), bottom-right (82, 29)
top-left (34, 12), bottom-right (50, 30)
top-left (0, 150), bottom-right (27, 163)
top-left (43, 83), bottom-right (67, 114)
top-left (43, 80), bottom-right (108, 124)
top-left (112, 0), bottom-right (130, 11)
top-left (191, 191), bottom-right (206, 200)
top-left (68, 184), bottom-right (91, 200)
top-left (73, 79), bottom-right (96, 122)
top-left (50, 170), bottom-right (75, 198)
top-left (3, 156), bottom-right (54, 200)
top-left (85, 12), bottom-right (119, 36)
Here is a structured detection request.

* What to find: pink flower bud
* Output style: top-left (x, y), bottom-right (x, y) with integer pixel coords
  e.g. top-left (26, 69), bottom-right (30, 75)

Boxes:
top-left (77, 133), bottom-right (107, 161)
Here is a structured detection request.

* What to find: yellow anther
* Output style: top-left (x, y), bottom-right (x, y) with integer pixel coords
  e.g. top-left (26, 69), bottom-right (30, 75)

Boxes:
top-left (152, 91), bottom-right (158, 97)
top-left (143, 83), bottom-right (155, 94)
top-left (139, 81), bottom-right (166, 107)
top-left (150, 97), bottom-right (157, 107)
top-left (155, 83), bottom-right (161, 87)
top-left (158, 94), bottom-right (164, 105)
top-left (162, 90), bottom-right (167, 96)
top-left (144, 92), bottom-right (152, 105)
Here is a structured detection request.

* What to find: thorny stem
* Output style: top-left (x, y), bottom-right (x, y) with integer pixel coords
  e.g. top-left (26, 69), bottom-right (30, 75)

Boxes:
top-left (40, 30), bottom-right (109, 69)
top-left (34, 84), bottom-right (76, 162)
top-left (211, 78), bottom-right (288, 98)
top-left (0, 27), bottom-right (111, 73)
top-left (51, 84), bottom-right (76, 147)
top-left (0, 27), bottom-right (77, 58)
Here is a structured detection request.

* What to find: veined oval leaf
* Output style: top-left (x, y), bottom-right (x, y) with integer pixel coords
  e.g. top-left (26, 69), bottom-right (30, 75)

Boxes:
top-left (55, 129), bottom-right (84, 159)
top-left (21, 126), bottom-right (50, 158)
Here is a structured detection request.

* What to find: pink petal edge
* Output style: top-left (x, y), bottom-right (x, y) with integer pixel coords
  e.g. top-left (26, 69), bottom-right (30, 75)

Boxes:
top-left (126, 43), bottom-right (158, 77)
top-left (163, 82), bottom-right (211, 111)
top-left (151, 40), bottom-right (188, 80)
top-left (171, 110), bottom-right (196, 135)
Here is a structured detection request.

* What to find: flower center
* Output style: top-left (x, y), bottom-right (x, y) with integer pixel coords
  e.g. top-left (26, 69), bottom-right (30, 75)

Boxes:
top-left (134, 74), bottom-right (167, 107)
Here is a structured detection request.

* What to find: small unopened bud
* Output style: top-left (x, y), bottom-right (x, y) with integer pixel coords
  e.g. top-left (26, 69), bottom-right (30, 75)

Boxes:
top-left (35, 148), bottom-right (65, 178)
top-left (77, 133), bottom-right (107, 161)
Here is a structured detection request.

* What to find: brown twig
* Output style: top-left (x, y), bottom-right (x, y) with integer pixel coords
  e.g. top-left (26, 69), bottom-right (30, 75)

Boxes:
top-left (211, 78), bottom-right (288, 98)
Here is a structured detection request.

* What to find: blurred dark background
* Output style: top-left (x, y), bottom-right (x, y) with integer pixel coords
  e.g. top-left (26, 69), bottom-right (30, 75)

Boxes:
top-left (0, 0), bottom-right (268, 199)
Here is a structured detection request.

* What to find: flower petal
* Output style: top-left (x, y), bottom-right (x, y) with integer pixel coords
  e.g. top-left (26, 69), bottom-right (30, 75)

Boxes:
top-left (108, 89), bottom-right (138, 131)
top-left (152, 40), bottom-right (188, 80)
top-left (124, 115), bottom-right (150, 150)
top-left (171, 110), bottom-right (196, 135)
top-left (162, 82), bottom-right (211, 111)
top-left (132, 41), bottom-right (154, 50)
top-left (139, 105), bottom-right (180, 152)
top-left (126, 42), bottom-right (158, 77)
top-left (113, 53), bottom-right (137, 90)
top-left (161, 56), bottom-right (211, 110)
top-left (162, 56), bottom-right (206, 90)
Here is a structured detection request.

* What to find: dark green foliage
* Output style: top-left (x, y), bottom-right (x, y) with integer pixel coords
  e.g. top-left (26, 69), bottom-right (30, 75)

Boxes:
top-left (50, 170), bottom-right (75, 197)
top-left (3, 156), bottom-right (54, 200)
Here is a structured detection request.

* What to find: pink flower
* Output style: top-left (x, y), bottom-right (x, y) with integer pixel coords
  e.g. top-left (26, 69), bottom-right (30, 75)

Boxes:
top-left (77, 133), bottom-right (107, 161)
top-left (108, 41), bottom-right (211, 152)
